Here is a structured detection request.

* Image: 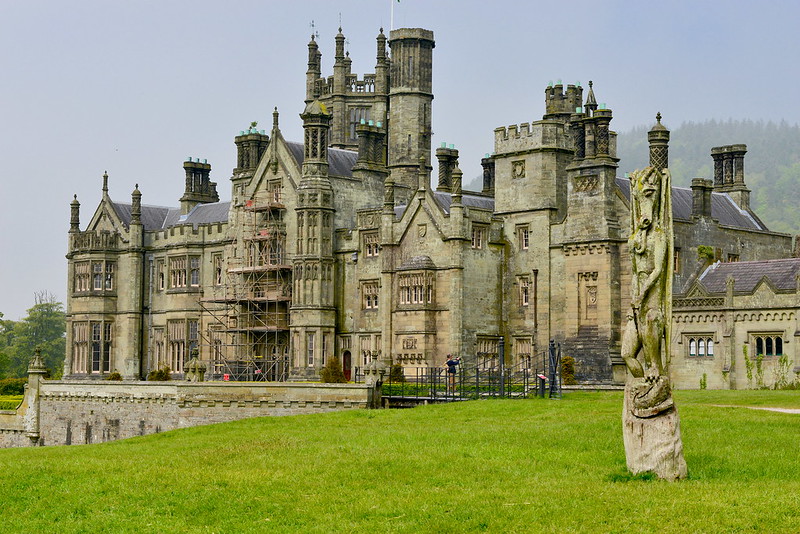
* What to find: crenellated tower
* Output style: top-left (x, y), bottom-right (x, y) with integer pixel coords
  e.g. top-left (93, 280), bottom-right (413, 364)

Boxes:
top-left (387, 28), bottom-right (435, 194)
top-left (290, 100), bottom-right (336, 378)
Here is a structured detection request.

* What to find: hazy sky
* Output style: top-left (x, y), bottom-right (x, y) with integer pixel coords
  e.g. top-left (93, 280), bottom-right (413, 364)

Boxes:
top-left (2, 0), bottom-right (800, 320)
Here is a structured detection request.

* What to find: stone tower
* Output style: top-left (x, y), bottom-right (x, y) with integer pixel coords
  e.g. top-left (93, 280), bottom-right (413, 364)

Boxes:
top-left (387, 28), bottom-right (435, 194)
top-left (290, 100), bottom-right (336, 379)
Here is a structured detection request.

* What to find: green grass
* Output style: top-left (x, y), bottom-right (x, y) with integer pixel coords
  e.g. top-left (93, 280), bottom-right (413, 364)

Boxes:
top-left (0, 395), bottom-right (23, 410)
top-left (1, 390), bottom-right (799, 533)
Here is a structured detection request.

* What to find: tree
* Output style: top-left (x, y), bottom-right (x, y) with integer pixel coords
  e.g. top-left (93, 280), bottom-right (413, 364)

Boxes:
top-left (0, 312), bottom-right (15, 378)
top-left (3, 292), bottom-right (66, 378)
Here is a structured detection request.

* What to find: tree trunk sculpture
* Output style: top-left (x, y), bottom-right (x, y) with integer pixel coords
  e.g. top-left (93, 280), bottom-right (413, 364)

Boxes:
top-left (621, 166), bottom-right (687, 480)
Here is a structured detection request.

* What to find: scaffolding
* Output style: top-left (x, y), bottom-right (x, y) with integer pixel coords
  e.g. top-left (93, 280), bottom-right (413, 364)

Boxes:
top-left (200, 186), bottom-right (292, 381)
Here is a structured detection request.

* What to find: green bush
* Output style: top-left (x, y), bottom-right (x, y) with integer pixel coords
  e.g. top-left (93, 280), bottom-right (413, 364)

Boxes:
top-left (0, 395), bottom-right (23, 410)
top-left (147, 366), bottom-right (172, 381)
top-left (561, 356), bottom-right (577, 385)
top-left (0, 378), bottom-right (27, 395)
top-left (320, 355), bottom-right (346, 383)
top-left (389, 363), bottom-right (406, 383)
top-left (105, 371), bottom-right (123, 381)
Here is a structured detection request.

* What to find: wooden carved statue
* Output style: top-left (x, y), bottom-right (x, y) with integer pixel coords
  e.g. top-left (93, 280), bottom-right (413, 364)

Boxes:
top-left (621, 166), bottom-right (687, 480)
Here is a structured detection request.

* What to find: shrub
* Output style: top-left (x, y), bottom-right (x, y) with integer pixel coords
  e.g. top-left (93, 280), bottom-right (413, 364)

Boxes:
top-left (389, 363), bottom-right (406, 383)
top-left (700, 373), bottom-right (707, 390)
top-left (561, 355), bottom-right (577, 385)
top-left (105, 371), bottom-right (123, 381)
top-left (697, 245), bottom-right (715, 263)
top-left (0, 395), bottom-right (23, 410)
top-left (320, 355), bottom-right (346, 383)
top-left (0, 378), bottom-right (27, 396)
top-left (147, 366), bottom-right (171, 381)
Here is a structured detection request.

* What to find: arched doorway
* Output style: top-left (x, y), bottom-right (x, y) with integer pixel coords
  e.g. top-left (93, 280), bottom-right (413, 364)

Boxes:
top-left (342, 350), bottom-right (352, 381)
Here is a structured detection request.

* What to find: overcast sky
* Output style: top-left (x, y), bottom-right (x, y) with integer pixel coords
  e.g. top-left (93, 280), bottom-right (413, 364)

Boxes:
top-left (2, 0), bottom-right (800, 320)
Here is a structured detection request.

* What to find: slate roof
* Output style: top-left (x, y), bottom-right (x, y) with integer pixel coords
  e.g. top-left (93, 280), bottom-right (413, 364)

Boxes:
top-left (393, 191), bottom-right (495, 218)
top-left (697, 258), bottom-right (800, 294)
top-left (615, 178), bottom-right (766, 231)
top-left (286, 142), bottom-right (358, 178)
top-left (111, 201), bottom-right (230, 231)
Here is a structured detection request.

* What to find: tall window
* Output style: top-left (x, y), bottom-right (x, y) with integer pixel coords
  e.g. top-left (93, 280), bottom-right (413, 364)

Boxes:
top-left (322, 333), bottom-right (329, 366)
top-left (673, 249), bottom-right (681, 275)
top-left (348, 107), bottom-right (371, 142)
top-left (88, 321), bottom-right (112, 373)
top-left (519, 276), bottom-right (530, 306)
top-left (72, 322), bottom-right (89, 373)
top-left (362, 281), bottom-right (379, 309)
top-left (360, 336), bottom-right (372, 365)
top-left (515, 338), bottom-right (532, 368)
top-left (190, 257), bottom-right (200, 287)
top-left (471, 225), bottom-right (486, 249)
top-left (307, 332), bottom-right (315, 367)
top-left (363, 232), bottom-right (379, 257)
top-left (152, 328), bottom-right (165, 370)
top-left (517, 226), bottom-right (530, 250)
top-left (168, 320), bottom-right (188, 372)
top-left (157, 259), bottom-right (165, 291)
top-left (170, 257), bottom-right (187, 288)
top-left (213, 254), bottom-right (223, 286)
top-left (74, 262), bottom-right (90, 292)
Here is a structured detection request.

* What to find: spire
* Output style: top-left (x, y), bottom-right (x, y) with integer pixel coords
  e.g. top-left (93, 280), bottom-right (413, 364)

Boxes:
top-left (377, 27), bottom-right (387, 61)
top-left (70, 194), bottom-right (80, 232)
top-left (335, 27), bottom-right (345, 63)
top-left (131, 184), bottom-right (142, 225)
top-left (272, 106), bottom-right (280, 132)
top-left (102, 171), bottom-right (109, 197)
top-left (584, 80), bottom-right (598, 115)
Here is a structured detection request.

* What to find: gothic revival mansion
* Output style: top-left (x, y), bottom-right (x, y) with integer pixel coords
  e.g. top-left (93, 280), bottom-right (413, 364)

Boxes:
top-left (65, 27), bottom-right (797, 388)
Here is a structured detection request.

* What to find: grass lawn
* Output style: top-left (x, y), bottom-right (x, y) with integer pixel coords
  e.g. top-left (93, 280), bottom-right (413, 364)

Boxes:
top-left (1, 390), bottom-right (799, 533)
top-left (0, 395), bottom-right (23, 410)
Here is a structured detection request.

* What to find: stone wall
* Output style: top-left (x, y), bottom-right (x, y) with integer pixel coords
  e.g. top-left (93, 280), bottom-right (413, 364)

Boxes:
top-left (1, 379), bottom-right (376, 448)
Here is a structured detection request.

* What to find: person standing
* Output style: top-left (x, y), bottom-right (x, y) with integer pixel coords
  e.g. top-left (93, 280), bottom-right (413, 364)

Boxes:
top-left (446, 354), bottom-right (460, 393)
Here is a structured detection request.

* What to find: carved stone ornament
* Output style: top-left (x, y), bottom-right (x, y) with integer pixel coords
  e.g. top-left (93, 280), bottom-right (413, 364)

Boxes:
top-left (418, 224), bottom-right (427, 238)
top-left (620, 166), bottom-right (687, 480)
top-left (512, 160), bottom-right (526, 179)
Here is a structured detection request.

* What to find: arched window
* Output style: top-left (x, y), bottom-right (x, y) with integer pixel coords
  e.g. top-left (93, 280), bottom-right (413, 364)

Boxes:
top-left (707, 339), bottom-right (714, 357)
top-left (689, 339), bottom-right (697, 357)
top-left (776, 337), bottom-right (783, 356)
top-left (766, 337), bottom-right (773, 356)
top-left (698, 339), bottom-right (706, 357)
top-left (756, 337), bottom-right (764, 356)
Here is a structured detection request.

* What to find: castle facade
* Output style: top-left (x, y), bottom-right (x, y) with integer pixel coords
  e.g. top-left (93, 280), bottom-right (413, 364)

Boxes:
top-left (64, 27), bottom-right (794, 387)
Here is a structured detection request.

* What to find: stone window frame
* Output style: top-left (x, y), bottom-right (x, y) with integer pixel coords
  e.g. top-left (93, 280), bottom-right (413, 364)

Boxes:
top-left (514, 337), bottom-right (533, 368)
top-left (471, 224), bottom-right (487, 249)
top-left (516, 225), bottom-right (530, 251)
top-left (363, 231), bottom-right (380, 258)
top-left (167, 318), bottom-right (199, 373)
top-left (751, 332), bottom-right (785, 358)
top-left (73, 259), bottom-right (115, 295)
top-left (152, 327), bottom-right (166, 370)
top-left (348, 106), bottom-right (371, 143)
top-left (168, 254), bottom-right (202, 291)
top-left (476, 336), bottom-right (500, 369)
top-left (685, 334), bottom-right (715, 358)
top-left (71, 320), bottom-right (112, 374)
top-left (673, 248), bottom-right (681, 275)
top-left (398, 271), bottom-right (434, 307)
top-left (213, 254), bottom-right (224, 286)
top-left (306, 331), bottom-right (315, 367)
top-left (727, 253), bottom-right (740, 263)
top-left (518, 276), bottom-right (530, 307)
top-left (361, 279), bottom-right (380, 310)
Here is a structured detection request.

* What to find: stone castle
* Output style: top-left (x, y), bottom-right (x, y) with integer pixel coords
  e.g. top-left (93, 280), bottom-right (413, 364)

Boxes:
top-left (64, 27), bottom-right (798, 389)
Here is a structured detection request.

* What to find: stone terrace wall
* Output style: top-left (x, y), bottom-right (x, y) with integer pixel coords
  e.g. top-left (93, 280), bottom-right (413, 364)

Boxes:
top-left (1, 379), bottom-right (375, 448)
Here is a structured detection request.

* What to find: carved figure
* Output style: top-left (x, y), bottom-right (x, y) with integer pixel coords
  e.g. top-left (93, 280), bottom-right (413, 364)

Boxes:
top-left (621, 166), bottom-right (687, 480)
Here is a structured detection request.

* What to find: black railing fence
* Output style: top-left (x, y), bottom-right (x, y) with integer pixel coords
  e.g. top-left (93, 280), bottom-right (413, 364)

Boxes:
top-left (357, 340), bottom-right (562, 402)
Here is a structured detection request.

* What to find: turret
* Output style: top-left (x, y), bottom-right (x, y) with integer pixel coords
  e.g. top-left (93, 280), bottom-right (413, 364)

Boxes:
top-left (648, 112), bottom-right (670, 170)
top-left (387, 28), bottom-right (435, 192)
top-left (306, 35), bottom-right (321, 102)
top-left (543, 81), bottom-right (583, 122)
top-left (375, 28), bottom-right (389, 94)
top-left (70, 195), bottom-right (80, 232)
top-left (481, 155), bottom-right (495, 195)
top-left (180, 158), bottom-right (219, 215)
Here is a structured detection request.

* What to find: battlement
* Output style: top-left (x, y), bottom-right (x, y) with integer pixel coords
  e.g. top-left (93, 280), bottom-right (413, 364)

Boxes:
top-left (544, 82), bottom-right (584, 120)
top-left (493, 120), bottom-right (570, 154)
